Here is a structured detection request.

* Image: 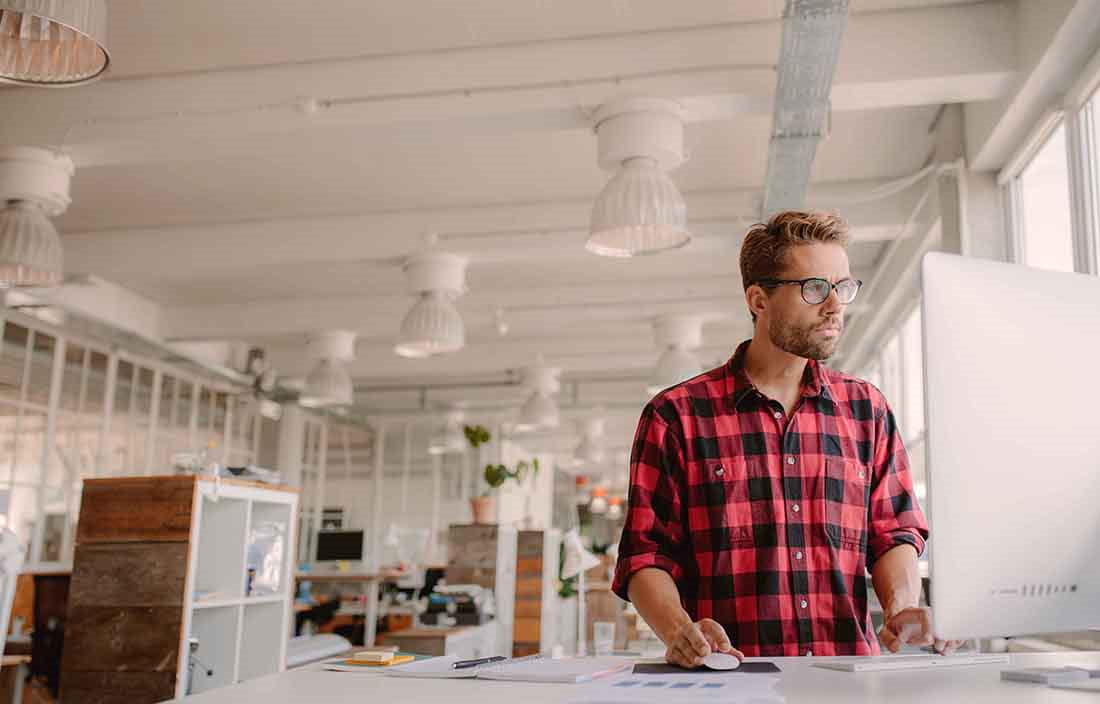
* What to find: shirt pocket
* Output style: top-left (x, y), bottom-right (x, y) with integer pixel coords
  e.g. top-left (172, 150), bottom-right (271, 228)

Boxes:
top-left (823, 456), bottom-right (871, 551)
top-left (692, 458), bottom-right (775, 550)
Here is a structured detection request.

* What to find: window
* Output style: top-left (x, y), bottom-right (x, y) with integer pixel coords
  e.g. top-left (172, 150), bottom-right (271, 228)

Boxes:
top-left (900, 306), bottom-right (925, 443)
top-left (1015, 122), bottom-right (1076, 272)
top-left (850, 302), bottom-right (927, 512)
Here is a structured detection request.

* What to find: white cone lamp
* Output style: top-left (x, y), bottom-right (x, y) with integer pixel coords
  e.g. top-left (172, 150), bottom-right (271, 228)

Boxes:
top-left (516, 359), bottom-right (561, 432)
top-left (0, 0), bottom-right (110, 86)
top-left (588, 98), bottom-right (690, 257)
top-left (300, 330), bottom-right (356, 408)
top-left (428, 409), bottom-right (466, 456)
top-left (647, 314), bottom-right (704, 395)
top-left (561, 528), bottom-right (601, 656)
top-left (395, 252), bottom-right (467, 358)
top-left (0, 147), bottom-right (73, 287)
top-left (606, 496), bottom-right (624, 521)
top-left (574, 416), bottom-right (607, 466)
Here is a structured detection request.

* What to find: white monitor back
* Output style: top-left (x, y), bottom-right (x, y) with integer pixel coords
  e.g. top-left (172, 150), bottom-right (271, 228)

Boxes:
top-left (922, 252), bottom-right (1100, 639)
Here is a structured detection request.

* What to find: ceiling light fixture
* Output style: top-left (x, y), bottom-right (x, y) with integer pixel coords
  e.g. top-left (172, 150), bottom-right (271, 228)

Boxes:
top-left (0, 147), bottom-right (73, 287)
top-left (299, 330), bottom-right (356, 408)
top-left (395, 252), bottom-right (467, 358)
top-left (589, 486), bottom-right (609, 515)
top-left (647, 314), bottom-right (704, 395)
top-left (427, 409), bottom-right (466, 456)
top-left (574, 416), bottom-right (606, 466)
top-left (515, 358), bottom-right (561, 432)
top-left (0, 0), bottom-right (109, 86)
top-left (588, 98), bottom-right (690, 257)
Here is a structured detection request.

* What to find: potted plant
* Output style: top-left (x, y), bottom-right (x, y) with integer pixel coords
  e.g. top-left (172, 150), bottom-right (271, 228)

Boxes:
top-left (464, 424), bottom-right (540, 524)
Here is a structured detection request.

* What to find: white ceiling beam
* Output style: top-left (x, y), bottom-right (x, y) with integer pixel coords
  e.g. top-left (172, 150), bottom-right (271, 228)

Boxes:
top-left (162, 267), bottom-right (873, 343)
top-left (0, 3), bottom-right (1014, 167)
top-left (966, 0), bottom-right (1100, 170)
top-left (63, 178), bottom-right (919, 284)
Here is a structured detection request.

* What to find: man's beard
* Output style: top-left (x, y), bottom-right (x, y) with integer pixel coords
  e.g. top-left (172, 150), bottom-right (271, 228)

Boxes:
top-left (768, 317), bottom-right (842, 361)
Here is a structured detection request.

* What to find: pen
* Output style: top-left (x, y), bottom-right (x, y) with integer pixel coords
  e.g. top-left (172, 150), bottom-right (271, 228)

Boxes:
top-left (453, 655), bottom-right (507, 670)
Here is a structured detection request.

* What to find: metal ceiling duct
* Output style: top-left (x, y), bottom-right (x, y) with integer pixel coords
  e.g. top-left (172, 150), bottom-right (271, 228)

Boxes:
top-left (761, 0), bottom-right (850, 216)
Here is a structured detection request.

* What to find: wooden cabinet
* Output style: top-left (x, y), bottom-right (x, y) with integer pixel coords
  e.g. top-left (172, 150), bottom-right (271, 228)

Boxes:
top-left (512, 530), bottom-right (560, 657)
top-left (60, 476), bottom-right (298, 703)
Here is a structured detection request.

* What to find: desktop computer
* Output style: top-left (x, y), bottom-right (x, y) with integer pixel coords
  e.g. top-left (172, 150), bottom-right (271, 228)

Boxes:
top-left (922, 251), bottom-right (1100, 640)
top-left (315, 530), bottom-right (365, 564)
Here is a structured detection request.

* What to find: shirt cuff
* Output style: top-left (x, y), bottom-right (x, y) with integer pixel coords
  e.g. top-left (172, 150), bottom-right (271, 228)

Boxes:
top-left (611, 552), bottom-right (684, 602)
top-left (867, 529), bottom-right (927, 573)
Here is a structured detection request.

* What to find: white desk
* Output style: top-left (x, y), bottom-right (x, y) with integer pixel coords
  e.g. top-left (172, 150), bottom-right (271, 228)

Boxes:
top-left (169, 651), bottom-right (1100, 703)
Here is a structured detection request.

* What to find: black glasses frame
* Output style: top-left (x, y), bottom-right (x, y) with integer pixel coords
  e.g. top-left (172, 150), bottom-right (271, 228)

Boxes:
top-left (753, 277), bottom-right (863, 305)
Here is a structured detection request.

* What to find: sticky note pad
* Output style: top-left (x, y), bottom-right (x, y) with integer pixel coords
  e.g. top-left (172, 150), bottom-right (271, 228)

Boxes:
top-left (348, 651), bottom-right (394, 664)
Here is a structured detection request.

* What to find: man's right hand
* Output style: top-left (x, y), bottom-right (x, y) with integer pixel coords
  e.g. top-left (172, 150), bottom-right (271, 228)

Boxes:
top-left (664, 618), bottom-right (744, 668)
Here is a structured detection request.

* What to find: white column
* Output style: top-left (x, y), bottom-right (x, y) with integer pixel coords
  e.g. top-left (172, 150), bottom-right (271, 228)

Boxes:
top-left (370, 425), bottom-right (386, 571)
top-left (275, 405), bottom-right (306, 488)
top-left (430, 453), bottom-right (442, 562)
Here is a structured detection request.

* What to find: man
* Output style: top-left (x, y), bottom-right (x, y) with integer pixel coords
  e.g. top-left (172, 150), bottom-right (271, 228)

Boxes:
top-left (612, 210), bottom-right (961, 666)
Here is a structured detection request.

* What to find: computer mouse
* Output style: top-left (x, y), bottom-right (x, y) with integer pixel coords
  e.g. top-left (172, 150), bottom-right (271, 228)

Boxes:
top-left (702, 652), bottom-right (741, 670)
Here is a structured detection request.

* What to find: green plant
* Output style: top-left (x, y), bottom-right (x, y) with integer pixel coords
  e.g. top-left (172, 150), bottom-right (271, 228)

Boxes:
top-left (464, 424), bottom-right (540, 497)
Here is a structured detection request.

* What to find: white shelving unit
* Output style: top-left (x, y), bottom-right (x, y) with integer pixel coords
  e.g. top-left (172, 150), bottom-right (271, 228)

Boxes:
top-left (183, 480), bottom-right (299, 697)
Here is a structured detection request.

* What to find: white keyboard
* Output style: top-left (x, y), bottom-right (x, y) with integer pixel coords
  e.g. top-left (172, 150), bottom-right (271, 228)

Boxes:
top-left (813, 653), bottom-right (1010, 672)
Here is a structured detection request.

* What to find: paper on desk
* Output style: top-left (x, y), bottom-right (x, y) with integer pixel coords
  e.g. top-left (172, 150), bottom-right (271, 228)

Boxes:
top-left (572, 671), bottom-right (784, 704)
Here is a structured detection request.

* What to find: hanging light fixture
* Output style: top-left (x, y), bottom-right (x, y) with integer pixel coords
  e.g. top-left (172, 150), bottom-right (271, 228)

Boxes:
top-left (589, 486), bottom-right (609, 515)
top-left (606, 496), bottom-right (624, 521)
top-left (428, 409), bottom-right (466, 456)
top-left (0, 0), bottom-right (110, 86)
top-left (299, 330), bottom-right (356, 408)
top-left (0, 147), bottom-right (73, 288)
top-left (587, 98), bottom-right (690, 257)
top-left (647, 314), bottom-right (704, 395)
top-left (395, 252), bottom-right (467, 358)
top-left (574, 416), bottom-right (606, 466)
top-left (515, 358), bottom-right (560, 432)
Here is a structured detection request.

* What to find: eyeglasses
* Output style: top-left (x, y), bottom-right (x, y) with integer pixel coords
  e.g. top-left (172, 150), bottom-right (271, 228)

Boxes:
top-left (753, 277), bottom-right (863, 305)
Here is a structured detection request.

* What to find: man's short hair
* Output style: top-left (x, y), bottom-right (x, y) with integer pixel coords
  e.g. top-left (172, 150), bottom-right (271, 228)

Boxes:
top-left (739, 210), bottom-right (851, 321)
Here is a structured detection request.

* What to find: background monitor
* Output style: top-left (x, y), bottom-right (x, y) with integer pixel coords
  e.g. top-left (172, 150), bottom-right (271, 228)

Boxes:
top-left (922, 251), bottom-right (1100, 640)
top-left (315, 530), bottom-right (364, 561)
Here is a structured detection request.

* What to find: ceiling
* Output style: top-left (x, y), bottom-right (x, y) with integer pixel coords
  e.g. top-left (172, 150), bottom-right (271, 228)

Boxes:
top-left (0, 0), bottom-right (1026, 468)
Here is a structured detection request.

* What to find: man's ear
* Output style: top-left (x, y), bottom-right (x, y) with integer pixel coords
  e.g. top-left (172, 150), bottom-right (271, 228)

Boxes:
top-left (745, 285), bottom-right (769, 321)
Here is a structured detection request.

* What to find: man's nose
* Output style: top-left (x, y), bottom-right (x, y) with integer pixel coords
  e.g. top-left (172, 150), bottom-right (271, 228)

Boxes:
top-left (821, 287), bottom-right (844, 314)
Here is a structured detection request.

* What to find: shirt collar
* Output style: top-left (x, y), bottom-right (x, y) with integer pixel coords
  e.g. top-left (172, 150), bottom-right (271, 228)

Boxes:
top-left (724, 339), bottom-right (835, 412)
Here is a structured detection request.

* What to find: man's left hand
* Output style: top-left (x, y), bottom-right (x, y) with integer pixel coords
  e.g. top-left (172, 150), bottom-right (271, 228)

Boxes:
top-left (879, 606), bottom-right (967, 655)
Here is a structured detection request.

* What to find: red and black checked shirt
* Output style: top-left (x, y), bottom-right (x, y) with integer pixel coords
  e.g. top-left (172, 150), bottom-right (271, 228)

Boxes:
top-left (612, 340), bottom-right (928, 657)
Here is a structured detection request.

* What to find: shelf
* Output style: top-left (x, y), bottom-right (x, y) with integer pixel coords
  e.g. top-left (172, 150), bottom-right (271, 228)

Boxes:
top-left (192, 598), bottom-right (244, 610)
top-left (244, 594), bottom-right (287, 606)
top-left (194, 495), bottom-right (249, 600)
top-left (192, 594), bottom-right (287, 610)
top-left (189, 606), bottom-right (241, 694)
top-left (239, 600), bottom-right (286, 681)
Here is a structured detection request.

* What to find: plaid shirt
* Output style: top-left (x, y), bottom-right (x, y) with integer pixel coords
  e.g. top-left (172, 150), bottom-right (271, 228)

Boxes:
top-left (612, 340), bottom-right (928, 657)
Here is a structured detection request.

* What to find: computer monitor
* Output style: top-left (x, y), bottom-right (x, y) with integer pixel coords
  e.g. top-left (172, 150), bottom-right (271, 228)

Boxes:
top-left (922, 252), bottom-right (1100, 640)
top-left (315, 530), bottom-right (364, 562)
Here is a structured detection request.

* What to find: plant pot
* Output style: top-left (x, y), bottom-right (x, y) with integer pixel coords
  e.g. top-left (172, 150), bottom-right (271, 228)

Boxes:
top-left (470, 495), bottom-right (497, 524)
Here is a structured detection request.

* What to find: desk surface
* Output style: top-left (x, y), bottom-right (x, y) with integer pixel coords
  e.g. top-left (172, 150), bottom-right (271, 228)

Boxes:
top-left (171, 651), bottom-right (1100, 703)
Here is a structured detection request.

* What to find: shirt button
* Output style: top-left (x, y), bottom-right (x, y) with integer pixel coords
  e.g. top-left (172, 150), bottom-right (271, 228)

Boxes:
top-left (791, 504), bottom-right (800, 513)
top-left (795, 551), bottom-right (803, 560)
top-left (806, 650), bottom-right (813, 657)
top-left (773, 412), bottom-right (782, 420)
top-left (715, 466), bottom-right (724, 476)
top-left (786, 457), bottom-right (795, 465)
top-left (858, 470), bottom-right (866, 479)
top-left (800, 600), bottom-right (808, 609)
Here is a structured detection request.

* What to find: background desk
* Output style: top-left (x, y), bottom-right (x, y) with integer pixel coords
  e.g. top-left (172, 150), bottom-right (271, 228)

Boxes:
top-left (170, 651), bottom-right (1100, 703)
top-left (295, 571), bottom-right (407, 646)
